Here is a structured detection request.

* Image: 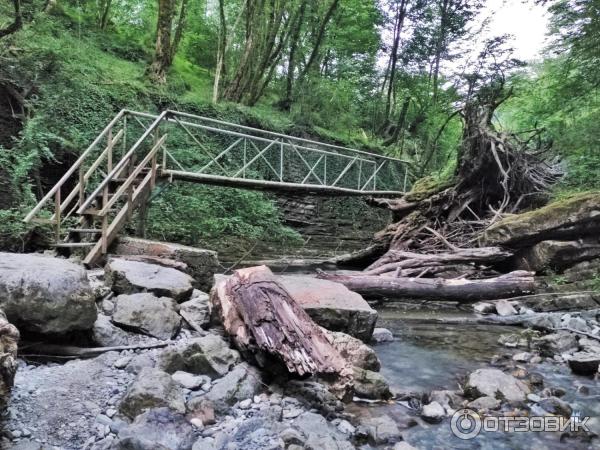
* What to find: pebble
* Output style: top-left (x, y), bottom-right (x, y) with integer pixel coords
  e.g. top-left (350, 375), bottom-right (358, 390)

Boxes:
top-left (527, 393), bottom-right (542, 403)
top-left (282, 408), bottom-right (302, 419)
top-left (239, 399), bottom-right (252, 410)
top-left (190, 418), bottom-right (204, 429)
top-left (337, 420), bottom-right (355, 434)
top-left (106, 408), bottom-right (117, 418)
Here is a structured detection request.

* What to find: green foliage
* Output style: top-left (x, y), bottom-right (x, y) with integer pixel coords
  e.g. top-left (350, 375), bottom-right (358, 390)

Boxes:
top-left (0, 209), bottom-right (52, 252)
top-left (145, 184), bottom-right (302, 249)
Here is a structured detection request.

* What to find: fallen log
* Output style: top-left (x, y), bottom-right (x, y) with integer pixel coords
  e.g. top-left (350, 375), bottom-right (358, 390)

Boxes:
top-left (210, 266), bottom-right (352, 396)
top-left (316, 270), bottom-right (536, 302)
top-left (365, 246), bottom-right (512, 274)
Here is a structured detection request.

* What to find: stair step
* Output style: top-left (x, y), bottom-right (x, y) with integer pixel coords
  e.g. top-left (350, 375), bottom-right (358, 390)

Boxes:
top-left (67, 228), bottom-right (101, 234)
top-left (51, 242), bottom-right (97, 248)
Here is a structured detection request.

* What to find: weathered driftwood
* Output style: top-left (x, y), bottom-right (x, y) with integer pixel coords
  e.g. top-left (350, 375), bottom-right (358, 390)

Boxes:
top-left (211, 266), bottom-right (352, 392)
top-left (317, 270), bottom-right (535, 302)
top-left (19, 342), bottom-right (169, 359)
top-left (364, 246), bottom-right (512, 275)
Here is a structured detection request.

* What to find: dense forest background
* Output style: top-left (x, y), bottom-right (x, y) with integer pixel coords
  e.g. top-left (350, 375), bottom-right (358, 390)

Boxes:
top-left (0, 0), bottom-right (598, 255)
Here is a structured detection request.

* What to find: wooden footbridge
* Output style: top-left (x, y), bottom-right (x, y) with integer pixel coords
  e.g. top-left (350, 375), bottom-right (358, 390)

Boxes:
top-left (24, 109), bottom-right (411, 266)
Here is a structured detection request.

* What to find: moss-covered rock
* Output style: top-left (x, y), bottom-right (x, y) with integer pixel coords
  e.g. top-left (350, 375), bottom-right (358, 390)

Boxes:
top-left (481, 192), bottom-right (600, 247)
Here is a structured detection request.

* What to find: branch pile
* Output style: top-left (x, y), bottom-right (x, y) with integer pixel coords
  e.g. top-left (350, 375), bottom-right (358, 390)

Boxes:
top-left (334, 92), bottom-right (562, 300)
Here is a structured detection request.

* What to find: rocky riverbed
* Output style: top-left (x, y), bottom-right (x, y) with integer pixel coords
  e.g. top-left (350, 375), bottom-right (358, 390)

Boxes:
top-left (0, 249), bottom-right (598, 450)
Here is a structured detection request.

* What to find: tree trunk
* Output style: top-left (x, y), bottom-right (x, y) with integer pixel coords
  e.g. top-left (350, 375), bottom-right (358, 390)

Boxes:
top-left (431, 0), bottom-right (450, 104)
top-left (148, 0), bottom-right (176, 83)
top-left (382, 0), bottom-right (408, 126)
top-left (0, 0), bottom-right (22, 39)
top-left (297, 0), bottom-right (340, 80)
top-left (99, 0), bottom-right (112, 30)
top-left (281, 0), bottom-right (307, 110)
top-left (212, 0), bottom-right (227, 103)
top-left (317, 271), bottom-right (536, 302)
top-left (210, 266), bottom-right (352, 396)
top-left (169, 0), bottom-right (189, 64)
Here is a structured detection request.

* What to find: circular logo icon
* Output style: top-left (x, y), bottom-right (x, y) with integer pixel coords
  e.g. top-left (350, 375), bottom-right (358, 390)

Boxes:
top-left (451, 409), bottom-right (482, 440)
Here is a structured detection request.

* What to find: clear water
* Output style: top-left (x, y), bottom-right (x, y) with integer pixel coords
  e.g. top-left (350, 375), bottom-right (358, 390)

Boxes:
top-left (355, 305), bottom-right (600, 450)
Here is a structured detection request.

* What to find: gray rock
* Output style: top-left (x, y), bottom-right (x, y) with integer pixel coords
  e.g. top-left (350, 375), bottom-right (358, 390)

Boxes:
top-left (512, 352), bottom-right (532, 363)
top-left (565, 317), bottom-right (590, 333)
top-left (538, 396), bottom-right (572, 417)
top-left (126, 353), bottom-right (156, 374)
top-left (467, 396), bottom-right (501, 410)
top-left (394, 443), bottom-right (419, 450)
top-left (116, 407), bottom-right (195, 450)
top-left (527, 393), bottom-right (542, 403)
top-left (495, 300), bottom-right (518, 317)
top-left (112, 293), bottom-right (181, 340)
top-left (473, 302), bottom-right (496, 314)
top-left (568, 352), bottom-right (600, 375)
top-left (293, 412), bottom-right (355, 449)
top-left (527, 314), bottom-right (562, 330)
top-left (421, 401), bottom-right (445, 423)
top-left (113, 237), bottom-right (219, 291)
top-left (534, 332), bottom-right (579, 356)
top-left (371, 328), bottom-right (394, 343)
top-left (192, 437), bottom-right (216, 450)
top-left (465, 368), bottom-right (530, 402)
top-left (93, 314), bottom-right (137, 346)
top-left (352, 367), bottom-right (392, 400)
top-left (172, 371), bottom-right (209, 390)
top-left (119, 367), bottom-right (185, 419)
top-left (179, 295), bottom-right (210, 331)
top-left (191, 363), bottom-right (262, 414)
top-left (106, 258), bottom-right (194, 302)
top-left (280, 427), bottom-right (304, 445)
top-left (324, 330), bottom-right (380, 371)
top-left (277, 275), bottom-right (377, 341)
top-left (159, 334), bottom-right (240, 377)
top-left (429, 390), bottom-right (462, 411)
top-left (0, 253), bottom-right (96, 334)
top-left (361, 415), bottom-right (401, 445)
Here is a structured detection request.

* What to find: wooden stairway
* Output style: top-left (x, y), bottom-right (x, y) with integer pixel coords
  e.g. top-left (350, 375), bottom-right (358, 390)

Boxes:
top-left (24, 110), bottom-right (168, 267)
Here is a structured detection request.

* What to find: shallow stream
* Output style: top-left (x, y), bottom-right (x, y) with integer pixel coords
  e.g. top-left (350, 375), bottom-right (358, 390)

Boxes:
top-left (355, 303), bottom-right (600, 450)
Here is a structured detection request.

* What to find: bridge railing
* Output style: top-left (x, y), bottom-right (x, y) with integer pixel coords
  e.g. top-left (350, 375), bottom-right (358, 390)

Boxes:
top-left (161, 110), bottom-right (412, 194)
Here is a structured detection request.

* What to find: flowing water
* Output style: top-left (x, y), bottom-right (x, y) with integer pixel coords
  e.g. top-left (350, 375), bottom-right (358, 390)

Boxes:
top-left (353, 303), bottom-right (600, 450)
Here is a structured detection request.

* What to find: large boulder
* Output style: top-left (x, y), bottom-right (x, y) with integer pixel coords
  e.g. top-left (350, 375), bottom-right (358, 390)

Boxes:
top-left (324, 330), bottom-right (381, 371)
top-left (0, 309), bottom-right (18, 407)
top-left (113, 237), bottom-right (219, 291)
top-left (0, 253), bottom-right (96, 334)
top-left (481, 192), bottom-right (600, 248)
top-left (277, 275), bottom-right (377, 341)
top-left (112, 293), bottom-right (181, 340)
top-left (188, 362), bottom-right (263, 414)
top-left (115, 407), bottom-right (195, 450)
top-left (464, 368), bottom-right (530, 402)
top-left (159, 334), bottom-right (240, 377)
top-left (518, 292), bottom-right (600, 313)
top-left (119, 367), bottom-right (186, 419)
top-left (514, 238), bottom-right (600, 273)
top-left (106, 258), bottom-right (194, 302)
top-left (352, 367), bottom-right (392, 400)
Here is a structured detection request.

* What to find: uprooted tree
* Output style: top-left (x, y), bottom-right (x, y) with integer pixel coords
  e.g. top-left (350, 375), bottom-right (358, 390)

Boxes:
top-left (336, 69), bottom-right (562, 287)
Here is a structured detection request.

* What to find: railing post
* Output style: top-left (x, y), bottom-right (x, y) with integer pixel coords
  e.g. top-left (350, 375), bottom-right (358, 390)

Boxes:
top-left (279, 140), bottom-right (283, 182)
top-left (107, 128), bottom-right (113, 172)
top-left (403, 165), bottom-right (408, 192)
top-left (78, 166), bottom-right (85, 207)
top-left (324, 156), bottom-right (327, 185)
top-left (358, 160), bottom-right (362, 189)
top-left (54, 189), bottom-right (61, 241)
top-left (242, 138), bottom-right (247, 178)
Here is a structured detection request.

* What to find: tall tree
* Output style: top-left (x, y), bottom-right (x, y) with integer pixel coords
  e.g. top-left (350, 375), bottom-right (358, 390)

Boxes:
top-left (149, 0), bottom-right (176, 83)
top-left (0, 0), bottom-right (22, 39)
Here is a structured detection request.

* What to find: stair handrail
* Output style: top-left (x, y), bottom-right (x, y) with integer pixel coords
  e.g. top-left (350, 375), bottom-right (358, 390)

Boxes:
top-left (98, 134), bottom-right (167, 216)
top-left (77, 110), bottom-right (168, 215)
